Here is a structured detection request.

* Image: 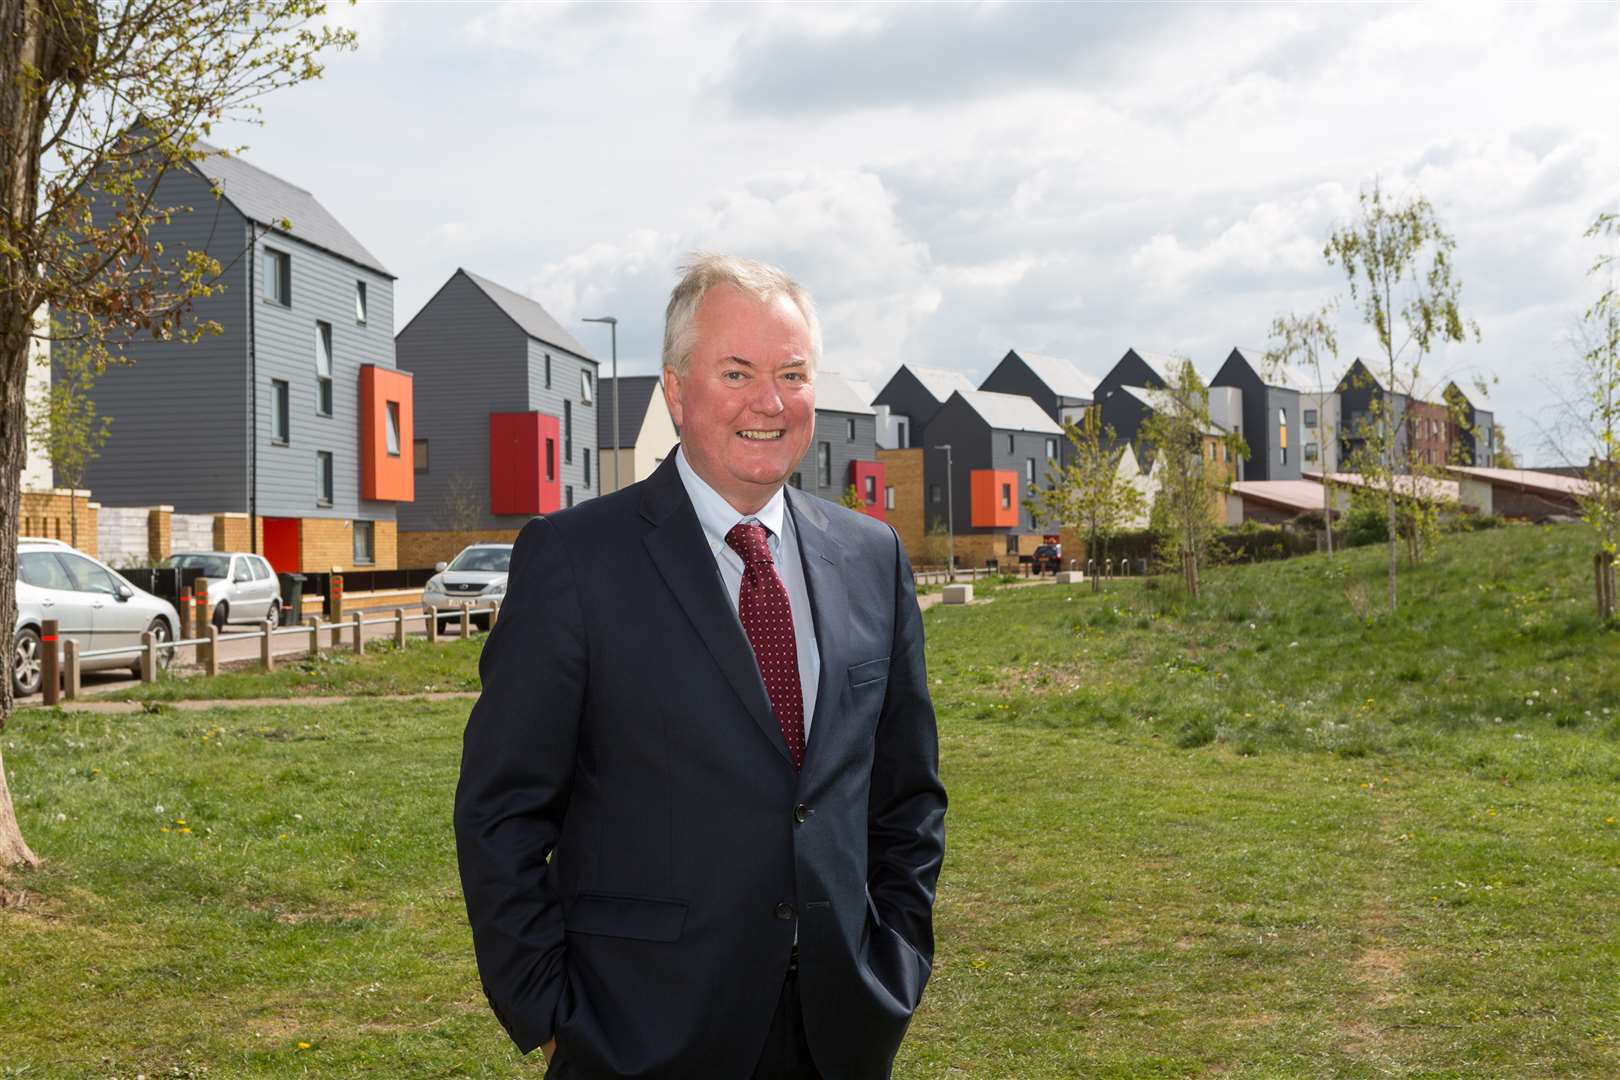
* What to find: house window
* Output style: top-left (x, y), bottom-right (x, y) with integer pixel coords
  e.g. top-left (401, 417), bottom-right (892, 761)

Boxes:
top-left (1026, 458), bottom-right (1036, 484)
top-left (885, 486), bottom-right (895, 510)
top-left (353, 520), bottom-right (374, 565)
top-left (316, 451), bottom-right (334, 506)
top-left (545, 353), bottom-right (552, 389)
top-left (414, 438), bottom-right (429, 474)
top-left (583, 447), bottom-right (592, 488)
top-left (897, 420), bottom-right (908, 448)
top-left (355, 281), bottom-right (367, 324)
top-left (262, 248), bottom-right (290, 305)
top-left (545, 438), bottom-right (556, 482)
top-left (1006, 433), bottom-right (1015, 454)
top-left (864, 475), bottom-right (876, 502)
top-left (817, 442), bottom-right (832, 487)
top-left (1305, 442), bottom-right (1320, 463)
top-left (565, 485), bottom-right (574, 508)
top-left (1278, 406), bottom-right (1288, 466)
top-left (315, 322), bottom-right (334, 416)
top-left (1303, 408), bottom-right (1318, 428)
top-left (930, 484), bottom-right (942, 504)
top-left (846, 417), bottom-right (856, 441)
top-left (564, 400), bottom-right (573, 463)
top-left (385, 401), bottom-right (401, 456)
top-left (271, 379), bottom-right (289, 444)
top-left (581, 369), bottom-right (593, 404)
top-left (1046, 438), bottom-right (1058, 461)
top-left (1001, 483), bottom-right (1012, 509)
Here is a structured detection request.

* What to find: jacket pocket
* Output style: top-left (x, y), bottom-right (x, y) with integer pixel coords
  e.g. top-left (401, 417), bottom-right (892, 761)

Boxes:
top-left (848, 656), bottom-right (891, 688)
top-left (565, 891), bottom-right (688, 942)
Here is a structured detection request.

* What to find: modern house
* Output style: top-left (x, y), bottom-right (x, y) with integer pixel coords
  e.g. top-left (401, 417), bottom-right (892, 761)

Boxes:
top-left (870, 364), bottom-right (978, 450)
top-left (394, 269), bottom-right (597, 567)
top-left (1093, 347), bottom-right (1177, 401)
top-left (921, 389), bottom-right (1065, 565)
top-left (1336, 359), bottom-right (1458, 473)
top-left (978, 349), bottom-right (1100, 429)
top-left (1443, 382), bottom-right (1496, 467)
top-left (790, 371), bottom-right (885, 520)
top-left (598, 375), bottom-right (678, 495)
top-left (66, 141), bottom-right (409, 572)
top-left (1207, 347), bottom-right (1305, 482)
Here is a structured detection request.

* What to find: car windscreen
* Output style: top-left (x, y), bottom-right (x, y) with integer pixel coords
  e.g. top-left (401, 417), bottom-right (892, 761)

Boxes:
top-left (448, 548), bottom-right (511, 573)
top-left (161, 554), bottom-right (232, 578)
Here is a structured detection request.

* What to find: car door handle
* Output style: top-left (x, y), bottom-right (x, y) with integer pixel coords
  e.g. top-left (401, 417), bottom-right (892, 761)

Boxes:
top-left (41, 598), bottom-right (55, 607)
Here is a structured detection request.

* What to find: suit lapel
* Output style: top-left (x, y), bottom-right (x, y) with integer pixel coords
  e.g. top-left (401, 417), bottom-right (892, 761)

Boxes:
top-left (786, 486), bottom-right (848, 776)
top-left (641, 455), bottom-right (794, 768)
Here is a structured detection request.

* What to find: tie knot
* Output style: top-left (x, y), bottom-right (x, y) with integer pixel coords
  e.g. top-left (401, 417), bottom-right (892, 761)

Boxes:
top-left (725, 521), bottom-right (773, 567)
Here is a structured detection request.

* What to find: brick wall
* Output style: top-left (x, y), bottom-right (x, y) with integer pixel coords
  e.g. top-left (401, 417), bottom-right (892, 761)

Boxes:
top-left (877, 448), bottom-right (924, 561)
top-left (19, 490), bottom-right (99, 554)
top-left (213, 513), bottom-right (264, 554)
top-left (398, 527), bottom-right (524, 570)
top-left (298, 517), bottom-right (400, 572)
top-left (148, 507), bottom-right (172, 561)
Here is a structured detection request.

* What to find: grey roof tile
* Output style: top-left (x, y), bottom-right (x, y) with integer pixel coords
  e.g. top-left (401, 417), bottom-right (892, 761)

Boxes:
top-left (461, 270), bottom-right (596, 361)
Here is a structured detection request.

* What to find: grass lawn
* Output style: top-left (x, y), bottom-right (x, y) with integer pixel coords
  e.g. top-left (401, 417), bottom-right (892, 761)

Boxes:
top-left (2, 524), bottom-right (1616, 1077)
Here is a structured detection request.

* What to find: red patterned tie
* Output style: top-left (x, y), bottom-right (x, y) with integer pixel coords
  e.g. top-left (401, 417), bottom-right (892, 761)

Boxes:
top-left (725, 522), bottom-right (805, 769)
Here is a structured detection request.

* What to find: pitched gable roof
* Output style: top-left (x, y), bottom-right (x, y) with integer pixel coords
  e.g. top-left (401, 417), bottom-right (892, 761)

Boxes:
top-left (954, 389), bottom-right (1063, 434)
top-left (191, 141), bottom-right (391, 277)
top-left (1231, 346), bottom-right (1316, 392)
top-left (461, 270), bottom-right (596, 360)
top-left (815, 370), bottom-right (876, 415)
top-left (1016, 351), bottom-right (1100, 400)
top-left (598, 375), bottom-right (662, 448)
top-left (909, 365), bottom-right (978, 403)
top-left (1118, 384), bottom-right (1227, 437)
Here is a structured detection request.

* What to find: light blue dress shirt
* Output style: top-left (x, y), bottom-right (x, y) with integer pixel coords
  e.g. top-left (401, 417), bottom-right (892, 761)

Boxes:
top-left (675, 444), bottom-right (821, 740)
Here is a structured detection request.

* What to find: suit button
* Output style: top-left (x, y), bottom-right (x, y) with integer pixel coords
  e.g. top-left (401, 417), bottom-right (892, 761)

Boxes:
top-left (793, 803), bottom-right (810, 824)
top-left (775, 901), bottom-right (796, 921)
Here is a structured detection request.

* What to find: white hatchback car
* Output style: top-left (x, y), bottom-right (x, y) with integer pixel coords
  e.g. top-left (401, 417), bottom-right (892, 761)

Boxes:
top-left (12, 538), bottom-right (181, 696)
top-left (157, 551), bottom-right (285, 631)
top-left (422, 543), bottom-right (511, 630)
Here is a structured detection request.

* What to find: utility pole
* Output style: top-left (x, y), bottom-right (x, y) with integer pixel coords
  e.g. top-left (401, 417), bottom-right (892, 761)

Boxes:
top-left (935, 443), bottom-right (954, 581)
top-left (582, 315), bottom-right (619, 492)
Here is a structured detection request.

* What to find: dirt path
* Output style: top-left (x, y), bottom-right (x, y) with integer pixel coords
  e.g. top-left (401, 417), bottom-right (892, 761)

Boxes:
top-left (24, 691), bottom-right (481, 715)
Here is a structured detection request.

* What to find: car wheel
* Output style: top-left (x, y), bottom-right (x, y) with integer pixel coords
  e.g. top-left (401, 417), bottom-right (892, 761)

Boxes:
top-left (11, 627), bottom-right (43, 697)
top-left (212, 601), bottom-right (229, 632)
top-left (133, 618), bottom-right (176, 675)
top-left (267, 599), bottom-right (282, 628)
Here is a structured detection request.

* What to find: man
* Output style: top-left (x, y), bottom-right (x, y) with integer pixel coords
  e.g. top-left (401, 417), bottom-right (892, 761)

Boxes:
top-left (454, 254), bottom-right (947, 1080)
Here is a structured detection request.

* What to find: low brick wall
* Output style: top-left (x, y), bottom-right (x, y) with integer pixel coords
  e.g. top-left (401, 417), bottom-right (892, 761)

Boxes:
top-left (19, 490), bottom-right (99, 554)
top-left (399, 528), bottom-right (524, 569)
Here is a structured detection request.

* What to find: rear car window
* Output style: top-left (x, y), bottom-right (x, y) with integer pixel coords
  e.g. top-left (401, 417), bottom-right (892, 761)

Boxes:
top-left (19, 551), bottom-right (75, 590)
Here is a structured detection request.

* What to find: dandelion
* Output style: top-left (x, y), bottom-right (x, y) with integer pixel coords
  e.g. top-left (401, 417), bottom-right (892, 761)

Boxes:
top-left (179, 827), bottom-right (192, 834)
top-left (296, 1041), bottom-right (311, 1050)
top-left (160, 827), bottom-right (170, 834)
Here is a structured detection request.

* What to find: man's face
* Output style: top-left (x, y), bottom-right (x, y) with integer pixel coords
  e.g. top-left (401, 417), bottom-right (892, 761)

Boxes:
top-left (663, 285), bottom-right (816, 513)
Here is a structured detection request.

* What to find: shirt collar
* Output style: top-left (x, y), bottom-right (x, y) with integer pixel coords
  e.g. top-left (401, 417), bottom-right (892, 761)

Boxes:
top-left (675, 444), bottom-right (787, 556)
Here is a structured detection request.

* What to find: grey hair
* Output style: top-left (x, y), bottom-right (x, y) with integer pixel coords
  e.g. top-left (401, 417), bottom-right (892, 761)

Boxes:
top-left (661, 252), bottom-right (822, 378)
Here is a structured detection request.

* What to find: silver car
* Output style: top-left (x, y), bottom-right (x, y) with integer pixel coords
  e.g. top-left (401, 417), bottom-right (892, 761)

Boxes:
top-left (422, 543), bottom-right (511, 630)
top-left (158, 551), bottom-right (285, 631)
top-left (12, 538), bottom-right (181, 696)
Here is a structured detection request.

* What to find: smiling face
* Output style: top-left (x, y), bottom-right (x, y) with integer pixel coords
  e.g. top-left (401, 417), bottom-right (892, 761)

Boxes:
top-left (663, 284), bottom-right (816, 515)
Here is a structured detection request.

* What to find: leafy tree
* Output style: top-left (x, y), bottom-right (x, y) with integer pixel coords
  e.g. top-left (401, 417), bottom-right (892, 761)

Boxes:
top-left (1573, 212), bottom-right (1619, 618)
top-left (921, 521), bottom-right (954, 577)
top-left (840, 483), bottom-right (865, 511)
top-left (25, 328), bottom-right (112, 549)
top-left (1140, 359), bottom-right (1241, 599)
top-left (1325, 179), bottom-right (1479, 611)
top-left (1023, 407), bottom-right (1145, 592)
top-left (1264, 303), bottom-right (1340, 554)
top-left (0, 0), bottom-right (354, 869)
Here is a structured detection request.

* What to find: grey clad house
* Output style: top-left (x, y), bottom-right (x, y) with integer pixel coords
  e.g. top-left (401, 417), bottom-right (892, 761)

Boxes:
top-left (978, 349), bottom-right (1100, 428)
top-left (394, 269), bottom-right (597, 562)
top-left (922, 389), bottom-right (1064, 559)
top-left (1208, 347), bottom-right (1304, 482)
top-left (1443, 381), bottom-right (1496, 467)
top-left (790, 371), bottom-right (886, 519)
top-left (1093, 347), bottom-right (1177, 401)
top-left (67, 141), bottom-right (409, 572)
top-left (870, 363), bottom-right (978, 450)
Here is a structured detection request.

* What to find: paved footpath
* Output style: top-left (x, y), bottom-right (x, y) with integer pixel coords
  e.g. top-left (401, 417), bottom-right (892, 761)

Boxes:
top-left (25, 690), bottom-right (481, 715)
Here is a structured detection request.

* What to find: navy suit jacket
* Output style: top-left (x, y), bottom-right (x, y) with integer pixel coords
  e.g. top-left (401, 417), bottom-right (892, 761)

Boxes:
top-left (453, 451), bottom-right (948, 1079)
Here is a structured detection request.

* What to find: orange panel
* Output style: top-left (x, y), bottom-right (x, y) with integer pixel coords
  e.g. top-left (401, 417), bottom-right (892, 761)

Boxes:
top-left (360, 365), bottom-right (414, 502)
top-left (970, 469), bottom-right (1019, 528)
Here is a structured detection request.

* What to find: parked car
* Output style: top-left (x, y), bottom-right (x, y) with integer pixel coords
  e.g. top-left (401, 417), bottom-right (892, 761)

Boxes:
top-left (423, 544), bottom-right (511, 630)
top-left (1033, 543), bottom-right (1063, 574)
top-left (12, 538), bottom-right (181, 696)
top-left (157, 551), bottom-right (284, 630)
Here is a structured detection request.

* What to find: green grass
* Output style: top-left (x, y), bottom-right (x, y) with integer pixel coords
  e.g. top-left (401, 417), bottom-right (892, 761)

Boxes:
top-left (3, 524), bottom-right (1617, 1077)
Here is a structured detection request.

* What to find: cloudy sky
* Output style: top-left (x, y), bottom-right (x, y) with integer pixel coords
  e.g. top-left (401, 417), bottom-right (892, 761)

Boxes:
top-left (213, 2), bottom-right (1617, 463)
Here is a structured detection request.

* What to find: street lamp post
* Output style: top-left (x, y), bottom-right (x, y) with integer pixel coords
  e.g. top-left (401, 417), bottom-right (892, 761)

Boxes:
top-left (582, 315), bottom-right (619, 493)
top-left (934, 443), bottom-right (954, 581)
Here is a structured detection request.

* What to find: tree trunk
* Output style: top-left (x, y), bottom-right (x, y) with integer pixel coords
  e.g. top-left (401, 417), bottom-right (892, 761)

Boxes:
top-left (1323, 480), bottom-right (1334, 557)
top-left (0, 0), bottom-right (57, 870)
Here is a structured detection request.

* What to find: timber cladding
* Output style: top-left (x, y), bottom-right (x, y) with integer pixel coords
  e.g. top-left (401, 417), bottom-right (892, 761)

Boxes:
top-left (398, 528), bottom-right (524, 570)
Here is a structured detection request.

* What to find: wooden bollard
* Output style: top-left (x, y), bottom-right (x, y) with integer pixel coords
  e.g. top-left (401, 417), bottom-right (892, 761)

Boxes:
top-left (306, 617), bottom-right (321, 659)
top-left (141, 630), bottom-right (157, 684)
top-left (260, 620), bottom-right (275, 671)
top-left (40, 619), bottom-right (60, 705)
top-left (194, 579), bottom-right (211, 639)
top-left (488, 600), bottom-right (500, 628)
top-left (206, 625), bottom-right (220, 677)
top-left (394, 608), bottom-right (406, 648)
top-left (460, 602), bottom-right (472, 639)
top-left (352, 611), bottom-right (365, 655)
top-left (329, 574), bottom-right (344, 623)
top-left (426, 606), bottom-right (439, 644)
top-left (63, 638), bottom-right (81, 700)
top-left (178, 588), bottom-right (192, 641)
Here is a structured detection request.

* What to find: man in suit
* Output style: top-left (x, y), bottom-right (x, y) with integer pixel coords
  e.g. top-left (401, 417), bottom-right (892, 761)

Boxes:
top-left (454, 254), bottom-right (947, 1080)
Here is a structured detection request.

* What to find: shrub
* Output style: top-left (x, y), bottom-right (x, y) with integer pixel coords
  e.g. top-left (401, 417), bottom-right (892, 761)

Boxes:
top-left (1345, 504), bottom-right (1389, 547)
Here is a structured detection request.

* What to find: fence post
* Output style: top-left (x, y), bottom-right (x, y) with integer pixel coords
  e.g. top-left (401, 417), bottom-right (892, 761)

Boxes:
top-left (178, 588), bottom-right (192, 643)
top-left (330, 574), bottom-right (344, 623)
top-left (307, 617), bottom-right (321, 659)
top-left (63, 638), bottom-right (80, 701)
top-left (40, 619), bottom-right (60, 706)
top-left (194, 578), bottom-right (210, 639)
top-left (427, 606), bottom-right (439, 644)
top-left (352, 611), bottom-right (365, 655)
top-left (206, 625), bottom-right (220, 677)
top-left (395, 607), bottom-right (406, 648)
top-left (488, 600), bottom-right (500, 628)
top-left (460, 601), bottom-right (472, 639)
top-left (260, 620), bottom-right (274, 671)
top-left (141, 630), bottom-right (157, 684)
